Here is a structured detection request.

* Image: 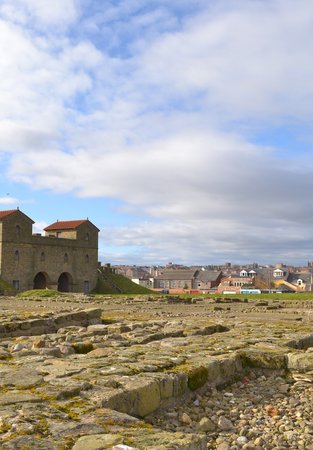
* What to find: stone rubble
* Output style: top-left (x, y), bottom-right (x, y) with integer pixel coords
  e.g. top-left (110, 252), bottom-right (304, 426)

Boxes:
top-left (0, 294), bottom-right (313, 449)
top-left (147, 369), bottom-right (313, 449)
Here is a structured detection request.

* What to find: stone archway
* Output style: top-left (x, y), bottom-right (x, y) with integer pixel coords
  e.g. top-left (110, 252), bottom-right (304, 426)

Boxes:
top-left (58, 272), bottom-right (72, 292)
top-left (33, 272), bottom-right (49, 289)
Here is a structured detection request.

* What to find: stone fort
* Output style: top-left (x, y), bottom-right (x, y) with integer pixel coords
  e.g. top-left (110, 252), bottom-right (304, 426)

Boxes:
top-left (0, 209), bottom-right (99, 293)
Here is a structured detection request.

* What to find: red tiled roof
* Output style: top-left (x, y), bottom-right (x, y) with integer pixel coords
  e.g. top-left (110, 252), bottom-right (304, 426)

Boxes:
top-left (0, 209), bottom-right (17, 219)
top-left (44, 220), bottom-right (89, 231)
top-left (0, 209), bottom-right (35, 223)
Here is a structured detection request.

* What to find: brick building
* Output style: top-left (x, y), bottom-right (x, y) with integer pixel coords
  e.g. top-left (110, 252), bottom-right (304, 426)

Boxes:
top-left (154, 269), bottom-right (222, 293)
top-left (0, 209), bottom-right (99, 293)
top-left (154, 269), bottom-right (195, 291)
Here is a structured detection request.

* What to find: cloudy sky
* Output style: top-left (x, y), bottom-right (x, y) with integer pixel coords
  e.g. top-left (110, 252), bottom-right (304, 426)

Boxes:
top-left (1, 0), bottom-right (313, 266)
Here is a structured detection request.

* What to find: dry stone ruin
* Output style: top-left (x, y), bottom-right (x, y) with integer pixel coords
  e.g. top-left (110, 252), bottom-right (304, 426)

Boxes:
top-left (0, 293), bottom-right (313, 449)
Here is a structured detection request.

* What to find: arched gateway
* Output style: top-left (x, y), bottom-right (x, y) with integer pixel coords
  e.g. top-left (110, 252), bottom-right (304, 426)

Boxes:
top-left (58, 272), bottom-right (72, 292)
top-left (0, 209), bottom-right (99, 292)
top-left (33, 272), bottom-right (49, 289)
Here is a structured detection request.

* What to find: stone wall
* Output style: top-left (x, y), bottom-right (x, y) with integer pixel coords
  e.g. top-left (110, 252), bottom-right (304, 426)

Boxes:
top-left (0, 307), bottom-right (102, 337)
top-left (0, 210), bottom-right (98, 292)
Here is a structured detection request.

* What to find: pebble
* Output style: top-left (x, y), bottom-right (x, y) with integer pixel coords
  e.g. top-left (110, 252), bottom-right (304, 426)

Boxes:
top-left (216, 444), bottom-right (230, 450)
top-left (218, 416), bottom-right (234, 430)
top-left (149, 369), bottom-right (313, 449)
top-left (198, 417), bottom-right (216, 432)
top-left (180, 412), bottom-right (192, 424)
top-left (12, 342), bottom-right (25, 352)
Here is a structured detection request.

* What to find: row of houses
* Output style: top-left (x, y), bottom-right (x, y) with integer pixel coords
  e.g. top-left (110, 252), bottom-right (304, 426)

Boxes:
top-left (121, 266), bottom-right (313, 294)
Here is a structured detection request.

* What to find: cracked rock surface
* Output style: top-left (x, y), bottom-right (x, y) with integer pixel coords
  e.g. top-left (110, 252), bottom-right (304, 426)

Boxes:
top-left (0, 294), bottom-right (313, 449)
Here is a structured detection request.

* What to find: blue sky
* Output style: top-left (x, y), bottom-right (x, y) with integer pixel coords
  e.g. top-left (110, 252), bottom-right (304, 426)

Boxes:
top-left (1, 0), bottom-right (313, 266)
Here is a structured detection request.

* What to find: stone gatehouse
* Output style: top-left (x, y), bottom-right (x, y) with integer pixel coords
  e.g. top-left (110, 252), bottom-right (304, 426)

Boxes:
top-left (0, 209), bottom-right (99, 293)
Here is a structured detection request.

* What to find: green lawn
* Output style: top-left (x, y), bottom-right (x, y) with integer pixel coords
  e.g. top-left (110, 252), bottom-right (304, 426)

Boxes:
top-left (0, 277), bottom-right (14, 292)
top-left (93, 272), bottom-right (154, 295)
top-left (173, 292), bottom-right (313, 301)
top-left (17, 289), bottom-right (64, 298)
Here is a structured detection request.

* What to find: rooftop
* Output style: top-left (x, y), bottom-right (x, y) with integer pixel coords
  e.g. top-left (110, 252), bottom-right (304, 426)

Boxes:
top-left (44, 220), bottom-right (89, 231)
top-left (0, 209), bottom-right (17, 219)
top-left (0, 209), bottom-right (34, 223)
top-left (155, 270), bottom-right (196, 281)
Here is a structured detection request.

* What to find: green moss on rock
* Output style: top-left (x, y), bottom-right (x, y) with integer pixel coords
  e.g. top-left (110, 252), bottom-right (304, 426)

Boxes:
top-left (72, 341), bottom-right (94, 354)
top-left (239, 349), bottom-right (287, 369)
top-left (187, 366), bottom-right (209, 391)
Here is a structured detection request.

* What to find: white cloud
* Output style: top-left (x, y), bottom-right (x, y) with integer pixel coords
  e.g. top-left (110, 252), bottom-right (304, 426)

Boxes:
top-left (103, 218), bottom-right (313, 266)
top-left (137, 0), bottom-right (313, 121)
top-left (1, 0), bottom-right (313, 264)
top-left (0, 196), bottom-right (18, 205)
top-left (0, 15), bottom-right (103, 153)
top-left (32, 220), bottom-right (48, 235)
top-left (0, 0), bottom-right (78, 29)
top-left (9, 129), bottom-right (313, 225)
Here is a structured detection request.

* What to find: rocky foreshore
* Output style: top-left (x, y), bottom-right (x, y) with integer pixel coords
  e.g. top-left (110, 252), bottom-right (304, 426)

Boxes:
top-left (0, 294), bottom-right (313, 449)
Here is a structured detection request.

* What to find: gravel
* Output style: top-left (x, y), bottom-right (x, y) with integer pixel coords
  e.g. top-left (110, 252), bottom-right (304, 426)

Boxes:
top-left (147, 369), bottom-right (313, 449)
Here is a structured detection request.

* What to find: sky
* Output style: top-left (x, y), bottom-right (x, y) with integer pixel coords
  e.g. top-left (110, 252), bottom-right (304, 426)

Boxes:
top-left (1, 0), bottom-right (313, 266)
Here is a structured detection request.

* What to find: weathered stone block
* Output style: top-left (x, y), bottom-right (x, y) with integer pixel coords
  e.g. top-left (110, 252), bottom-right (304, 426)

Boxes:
top-left (172, 372), bottom-right (188, 397)
top-left (87, 324), bottom-right (109, 335)
top-left (205, 359), bottom-right (220, 383)
top-left (101, 377), bottom-right (162, 418)
top-left (239, 349), bottom-right (287, 369)
top-left (72, 433), bottom-right (122, 450)
top-left (287, 334), bottom-right (313, 349)
top-left (287, 353), bottom-right (313, 372)
top-left (218, 354), bottom-right (243, 382)
top-left (158, 375), bottom-right (175, 399)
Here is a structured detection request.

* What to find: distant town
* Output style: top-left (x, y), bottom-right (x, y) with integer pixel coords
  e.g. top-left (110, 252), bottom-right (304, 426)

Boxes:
top-left (111, 261), bottom-right (313, 294)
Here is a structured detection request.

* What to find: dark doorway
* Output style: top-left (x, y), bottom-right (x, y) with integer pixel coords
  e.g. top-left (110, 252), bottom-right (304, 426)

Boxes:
top-left (84, 281), bottom-right (90, 294)
top-left (34, 272), bottom-right (48, 289)
top-left (58, 272), bottom-right (71, 292)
